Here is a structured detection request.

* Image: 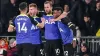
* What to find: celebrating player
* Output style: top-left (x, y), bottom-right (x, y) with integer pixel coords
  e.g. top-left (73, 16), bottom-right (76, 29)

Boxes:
top-left (28, 3), bottom-right (44, 56)
top-left (42, 1), bottom-right (63, 56)
top-left (53, 7), bottom-right (74, 56)
top-left (8, 2), bottom-right (41, 56)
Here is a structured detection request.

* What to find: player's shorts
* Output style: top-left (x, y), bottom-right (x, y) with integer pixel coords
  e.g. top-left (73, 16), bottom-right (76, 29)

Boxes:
top-left (44, 39), bottom-right (63, 56)
top-left (17, 43), bottom-right (32, 56)
top-left (31, 44), bottom-right (44, 56)
top-left (64, 43), bottom-right (73, 56)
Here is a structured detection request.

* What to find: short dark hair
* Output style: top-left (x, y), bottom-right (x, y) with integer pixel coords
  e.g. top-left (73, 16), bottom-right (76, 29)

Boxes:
top-left (53, 7), bottom-right (63, 13)
top-left (19, 2), bottom-right (27, 10)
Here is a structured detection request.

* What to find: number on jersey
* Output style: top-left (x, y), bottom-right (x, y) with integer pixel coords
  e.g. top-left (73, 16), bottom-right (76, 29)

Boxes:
top-left (17, 22), bottom-right (27, 33)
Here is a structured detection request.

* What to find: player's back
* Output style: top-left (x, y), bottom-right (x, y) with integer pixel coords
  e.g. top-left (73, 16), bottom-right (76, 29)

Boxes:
top-left (43, 15), bottom-right (61, 40)
top-left (57, 21), bottom-right (73, 45)
top-left (14, 14), bottom-right (32, 44)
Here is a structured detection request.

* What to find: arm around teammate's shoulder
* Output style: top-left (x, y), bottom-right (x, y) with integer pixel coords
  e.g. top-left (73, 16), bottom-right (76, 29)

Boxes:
top-left (36, 17), bottom-right (45, 28)
top-left (29, 16), bottom-right (45, 28)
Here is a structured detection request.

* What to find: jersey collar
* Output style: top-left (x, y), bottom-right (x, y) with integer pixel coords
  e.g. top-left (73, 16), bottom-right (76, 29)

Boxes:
top-left (46, 14), bottom-right (53, 16)
top-left (32, 16), bottom-right (39, 19)
top-left (20, 14), bottom-right (27, 16)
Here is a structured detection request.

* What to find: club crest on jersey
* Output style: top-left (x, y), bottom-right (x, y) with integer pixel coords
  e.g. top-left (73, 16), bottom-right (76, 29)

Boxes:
top-left (45, 20), bottom-right (55, 24)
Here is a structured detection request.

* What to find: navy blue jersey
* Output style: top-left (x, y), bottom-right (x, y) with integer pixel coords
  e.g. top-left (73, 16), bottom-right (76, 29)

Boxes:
top-left (57, 21), bottom-right (73, 45)
top-left (14, 14), bottom-right (33, 44)
top-left (31, 16), bottom-right (42, 44)
top-left (43, 15), bottom-right (61, 40)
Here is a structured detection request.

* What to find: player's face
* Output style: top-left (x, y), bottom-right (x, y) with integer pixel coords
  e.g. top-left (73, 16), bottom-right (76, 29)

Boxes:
top-left (44, 4), bottom-right (52, 14)
top-left (29, 7), bottom-right (37, 15)
top-left (53, 10), bottom-right (62, 18)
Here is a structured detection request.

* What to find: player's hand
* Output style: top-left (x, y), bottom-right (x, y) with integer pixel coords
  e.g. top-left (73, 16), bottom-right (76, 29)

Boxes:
top-left (41, 17), bottom-right (45, 22)
top-left (8, 25), bottom-right (14, 32)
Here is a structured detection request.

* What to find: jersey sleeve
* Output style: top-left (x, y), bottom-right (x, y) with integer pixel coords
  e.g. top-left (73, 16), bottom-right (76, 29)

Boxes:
top-left (35, 18), bottom-right (42, 23)
top-left (28, 16), bottom-right (39, 26)
top-left (61, 17), bottom-right (78, 36)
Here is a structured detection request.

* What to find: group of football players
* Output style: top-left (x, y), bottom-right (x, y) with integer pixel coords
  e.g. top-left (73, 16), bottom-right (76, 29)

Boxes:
top-left (8, 1), bottom-right (78, 56)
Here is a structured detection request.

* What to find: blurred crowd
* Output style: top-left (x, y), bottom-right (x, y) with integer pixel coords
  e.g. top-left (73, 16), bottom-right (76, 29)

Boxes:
top-left (0, 38), bottom-right (17, 56)
top-left (0, 38), bottom-right (100, 56)
top-left (1, 0), bottom-right (100, 36)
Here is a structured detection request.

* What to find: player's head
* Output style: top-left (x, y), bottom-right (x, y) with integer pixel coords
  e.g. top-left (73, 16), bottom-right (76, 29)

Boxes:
top-left (53, 7), bottom-right (63, 18)
top-left (44, 1), bottom-right (52, 14)
top-left (29, 3), bottom-right (38, 16)
top-left (19, 2), bottom-right (28, 13)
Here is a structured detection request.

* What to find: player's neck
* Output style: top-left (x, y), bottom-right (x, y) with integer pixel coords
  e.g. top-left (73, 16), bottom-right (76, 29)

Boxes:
top-left (46, 11), bottom-right (52, 15)
top-left (20, 11), bottom-right (27, 15)
top-left (47, 13), bottom-right (52, 16)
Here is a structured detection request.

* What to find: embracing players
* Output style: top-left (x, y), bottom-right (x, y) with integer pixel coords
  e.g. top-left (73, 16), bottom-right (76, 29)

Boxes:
top-left (42, 1), bottom-right (63, 56)
top-left (28, 3), bottom-right (44, 56)
top-left (8, 2), bottom-right (44, 56)
top-left (52, 7), bottom-right (75, 56)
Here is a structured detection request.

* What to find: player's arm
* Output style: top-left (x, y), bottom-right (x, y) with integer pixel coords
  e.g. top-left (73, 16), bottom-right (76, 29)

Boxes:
top-left (61, 17), bottom-right (79, 36)
top-left (29, 16), bottom-right (45, 28)
top-left (36, 17), bottom-right (45, 28)
top-left (8, 18), bottom-right (15, 32)
top-left (38, 17), bottom-right (45, 28)
top-left (51, 12), bottom-right (69, 22)
top-left (37, 23), bottom-right (44, 28)
top-left (36, 19), bottom-right (45, 28)
top-left (8, 25), bottom-right (14, 32)
top-left (61, 17), bottom-right (78, 30)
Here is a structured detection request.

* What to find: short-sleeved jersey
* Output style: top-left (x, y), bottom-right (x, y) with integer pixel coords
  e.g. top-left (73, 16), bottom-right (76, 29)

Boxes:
top-left (31, 16), bottom-right (42, 44)
top-left (43, 15), bottom-right (61, 40)
top-left (13, 14), bottom-right (33, 44)
top-left (57, 21), bottom-right (73, 45)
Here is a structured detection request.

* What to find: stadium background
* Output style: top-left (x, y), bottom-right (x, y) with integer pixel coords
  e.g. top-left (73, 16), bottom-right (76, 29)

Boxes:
top-left (0, 0), bottom-right (100, 56)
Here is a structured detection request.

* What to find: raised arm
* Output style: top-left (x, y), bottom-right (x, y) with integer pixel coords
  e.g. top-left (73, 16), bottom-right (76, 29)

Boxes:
top-left (50, 12), bottom-right (69, 22)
